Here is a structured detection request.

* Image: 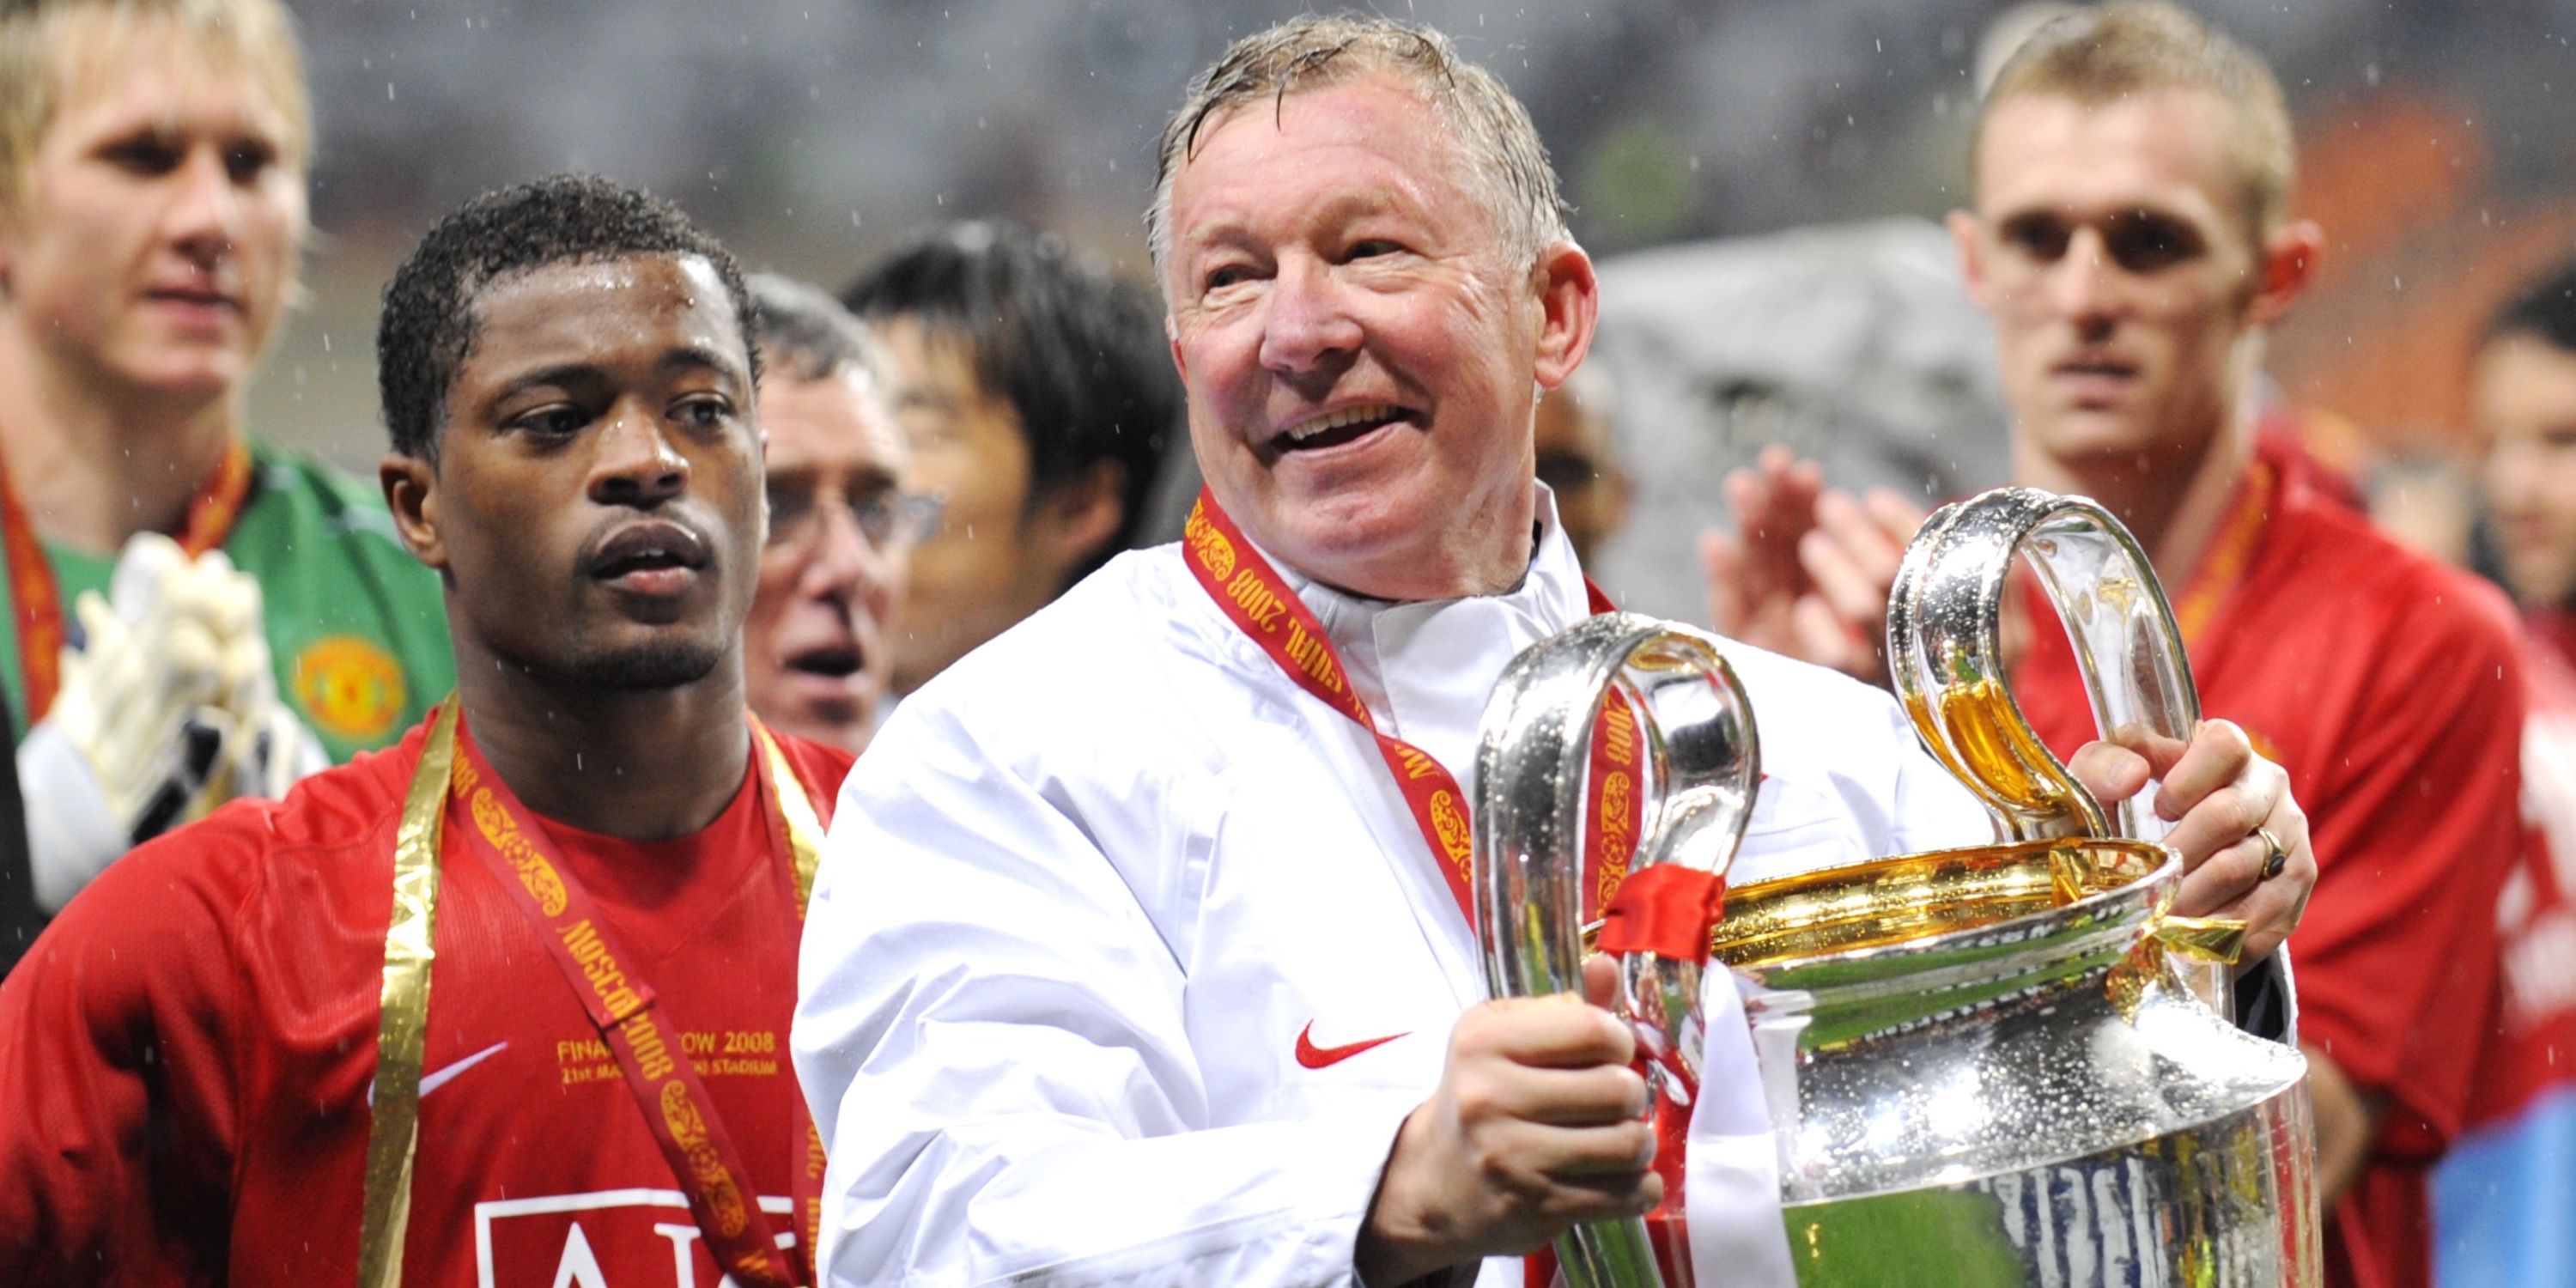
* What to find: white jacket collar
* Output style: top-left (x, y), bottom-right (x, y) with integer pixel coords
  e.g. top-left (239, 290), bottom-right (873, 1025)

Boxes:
top-left (1256, 486), bottom-right (1590, 789)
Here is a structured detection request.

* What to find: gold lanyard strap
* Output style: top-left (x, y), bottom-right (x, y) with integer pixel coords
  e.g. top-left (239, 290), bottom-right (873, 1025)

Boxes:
top-left (356, 698), bottom-right (459, 1288)
top-left (753, 722), bottom-right (824, 914)
top-left (750, 720), bottom-right (830, 1273)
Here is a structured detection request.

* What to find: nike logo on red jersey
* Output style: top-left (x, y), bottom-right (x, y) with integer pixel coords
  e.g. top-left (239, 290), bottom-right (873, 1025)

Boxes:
top-left (1295, 1021), bottom-right (1406, 1069)
top-left (368, 1040), bottom-right (510, 1106)
top-left (422, 1041), bottom-right (511, 1096)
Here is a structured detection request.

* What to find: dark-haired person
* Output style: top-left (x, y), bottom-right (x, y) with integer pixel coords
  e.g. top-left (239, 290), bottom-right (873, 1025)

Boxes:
top-left (2480, 264), bottom-right (2576, 668)
top-left (842, 220), bottom-right (1181, 692)
top-left (793, 15), bottom-right (2312, 1284)
top-left (743, 272), bottom-right (934, 752)
top-left (1703, 6), bottom-right (2524, 1282)
top-left (2433, 262), bottom-right (2576, 1288)
top-left (0, 0), bottom-right (453, 959)
top-left (0, 175), bottom-right (851, 1285)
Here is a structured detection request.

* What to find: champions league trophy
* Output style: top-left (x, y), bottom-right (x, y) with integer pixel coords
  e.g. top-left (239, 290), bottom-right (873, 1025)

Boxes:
top-left (1471, 488), bottom-right (2319, 1288)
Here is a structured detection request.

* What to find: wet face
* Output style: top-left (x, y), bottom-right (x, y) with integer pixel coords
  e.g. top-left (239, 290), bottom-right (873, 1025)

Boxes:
top-left (1957, 89), bottom-right (2286, 477)
top-left (2476, 335), bottom-right (2576, 609)
top-left (743, 364), bottom-right (911, 750)
top-left (1163, 72), bottom-right (1595, 600)
top-left (0, 21), bottom-right (305, 403)
top-left (407, 255), bottom-right (762, 693)
top-left (873, 317), bottom-right (1066, 691)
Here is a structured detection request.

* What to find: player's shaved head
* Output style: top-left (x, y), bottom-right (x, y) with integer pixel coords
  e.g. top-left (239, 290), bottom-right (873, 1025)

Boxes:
top-left (376, 173), bottom-right (757, 465)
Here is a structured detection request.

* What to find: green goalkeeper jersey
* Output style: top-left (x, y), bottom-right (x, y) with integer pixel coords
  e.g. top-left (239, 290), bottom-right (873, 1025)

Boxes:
top-left (0, 442), bottom-right (455, 764)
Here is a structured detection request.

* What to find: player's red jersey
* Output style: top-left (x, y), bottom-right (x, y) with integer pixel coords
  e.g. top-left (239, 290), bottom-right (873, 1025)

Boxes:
top-left (2015, 435), bottom-right (2526, 1288)
top-left (0, 712), bottom-right (854, 1287)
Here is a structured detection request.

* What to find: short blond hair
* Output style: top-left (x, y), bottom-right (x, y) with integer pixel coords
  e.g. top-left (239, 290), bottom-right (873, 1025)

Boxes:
top-left (1976, 1), bottom-right (2293, 236)
top-left (1146, 13), bottom-right (1570, 276)
top-left (0, 0), bottom-right (313, 214)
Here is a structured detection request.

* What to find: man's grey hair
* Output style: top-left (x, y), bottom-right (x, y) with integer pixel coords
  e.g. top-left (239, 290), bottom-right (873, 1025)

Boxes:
top-left (1145, 13), bottom-right (1571, 280)
top-left (747, 270), bottom-right (884, 387)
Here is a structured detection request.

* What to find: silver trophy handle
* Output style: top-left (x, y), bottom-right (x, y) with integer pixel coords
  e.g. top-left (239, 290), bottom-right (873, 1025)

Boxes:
top-left (1886, 488), bottom-right (2238, 1012)
top-left (1886, 488), bottom-right (2201, 843)
top-left (1473, 612), bottom-right (1763, 1288)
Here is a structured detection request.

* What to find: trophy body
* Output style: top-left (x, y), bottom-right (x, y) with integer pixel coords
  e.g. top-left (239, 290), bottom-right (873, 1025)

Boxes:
top-left (1470, 488), bottom-right (2318, 1288)
top-left (1717, 839), bottom-right (2318, 1286)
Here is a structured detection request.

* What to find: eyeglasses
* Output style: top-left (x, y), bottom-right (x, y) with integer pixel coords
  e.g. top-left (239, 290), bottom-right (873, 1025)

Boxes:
top-left (764, 479), bottom-right (945, 552)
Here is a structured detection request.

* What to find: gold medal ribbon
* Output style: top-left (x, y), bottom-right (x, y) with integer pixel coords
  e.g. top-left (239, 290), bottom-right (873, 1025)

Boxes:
top-left (355, 697), bottom-right (459, 1288)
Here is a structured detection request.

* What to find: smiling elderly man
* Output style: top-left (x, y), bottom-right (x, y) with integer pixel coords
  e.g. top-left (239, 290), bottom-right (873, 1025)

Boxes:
top-left (792, 15), bottom-right (2315, 1286)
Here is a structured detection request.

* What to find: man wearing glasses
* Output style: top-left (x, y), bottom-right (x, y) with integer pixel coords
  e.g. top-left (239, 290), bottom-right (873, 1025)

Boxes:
top-left (742, 274), bottom-right (939, 752)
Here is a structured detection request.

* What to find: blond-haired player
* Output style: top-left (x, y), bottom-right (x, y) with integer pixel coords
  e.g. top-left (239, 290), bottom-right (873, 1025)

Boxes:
top-left (0, 0), bottom-right (453, 967)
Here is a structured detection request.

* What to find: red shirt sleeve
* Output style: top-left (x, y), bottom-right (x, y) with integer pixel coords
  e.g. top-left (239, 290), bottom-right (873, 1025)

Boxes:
top-left (0, 809), bottom-right (266, 1285)
top-left (2289, 574), bottom-right (2525, 1159)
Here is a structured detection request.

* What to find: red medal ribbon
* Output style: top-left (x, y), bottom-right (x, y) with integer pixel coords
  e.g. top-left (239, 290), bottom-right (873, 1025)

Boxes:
top-left (1584, 688), bottom-right (1643, 914)
top-left (1181, 489), bottom-right (1637, 927)
top-left (447, 718), bottom-right (818, 1287)
top-left (0, 438), bottom-right (254, 721)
